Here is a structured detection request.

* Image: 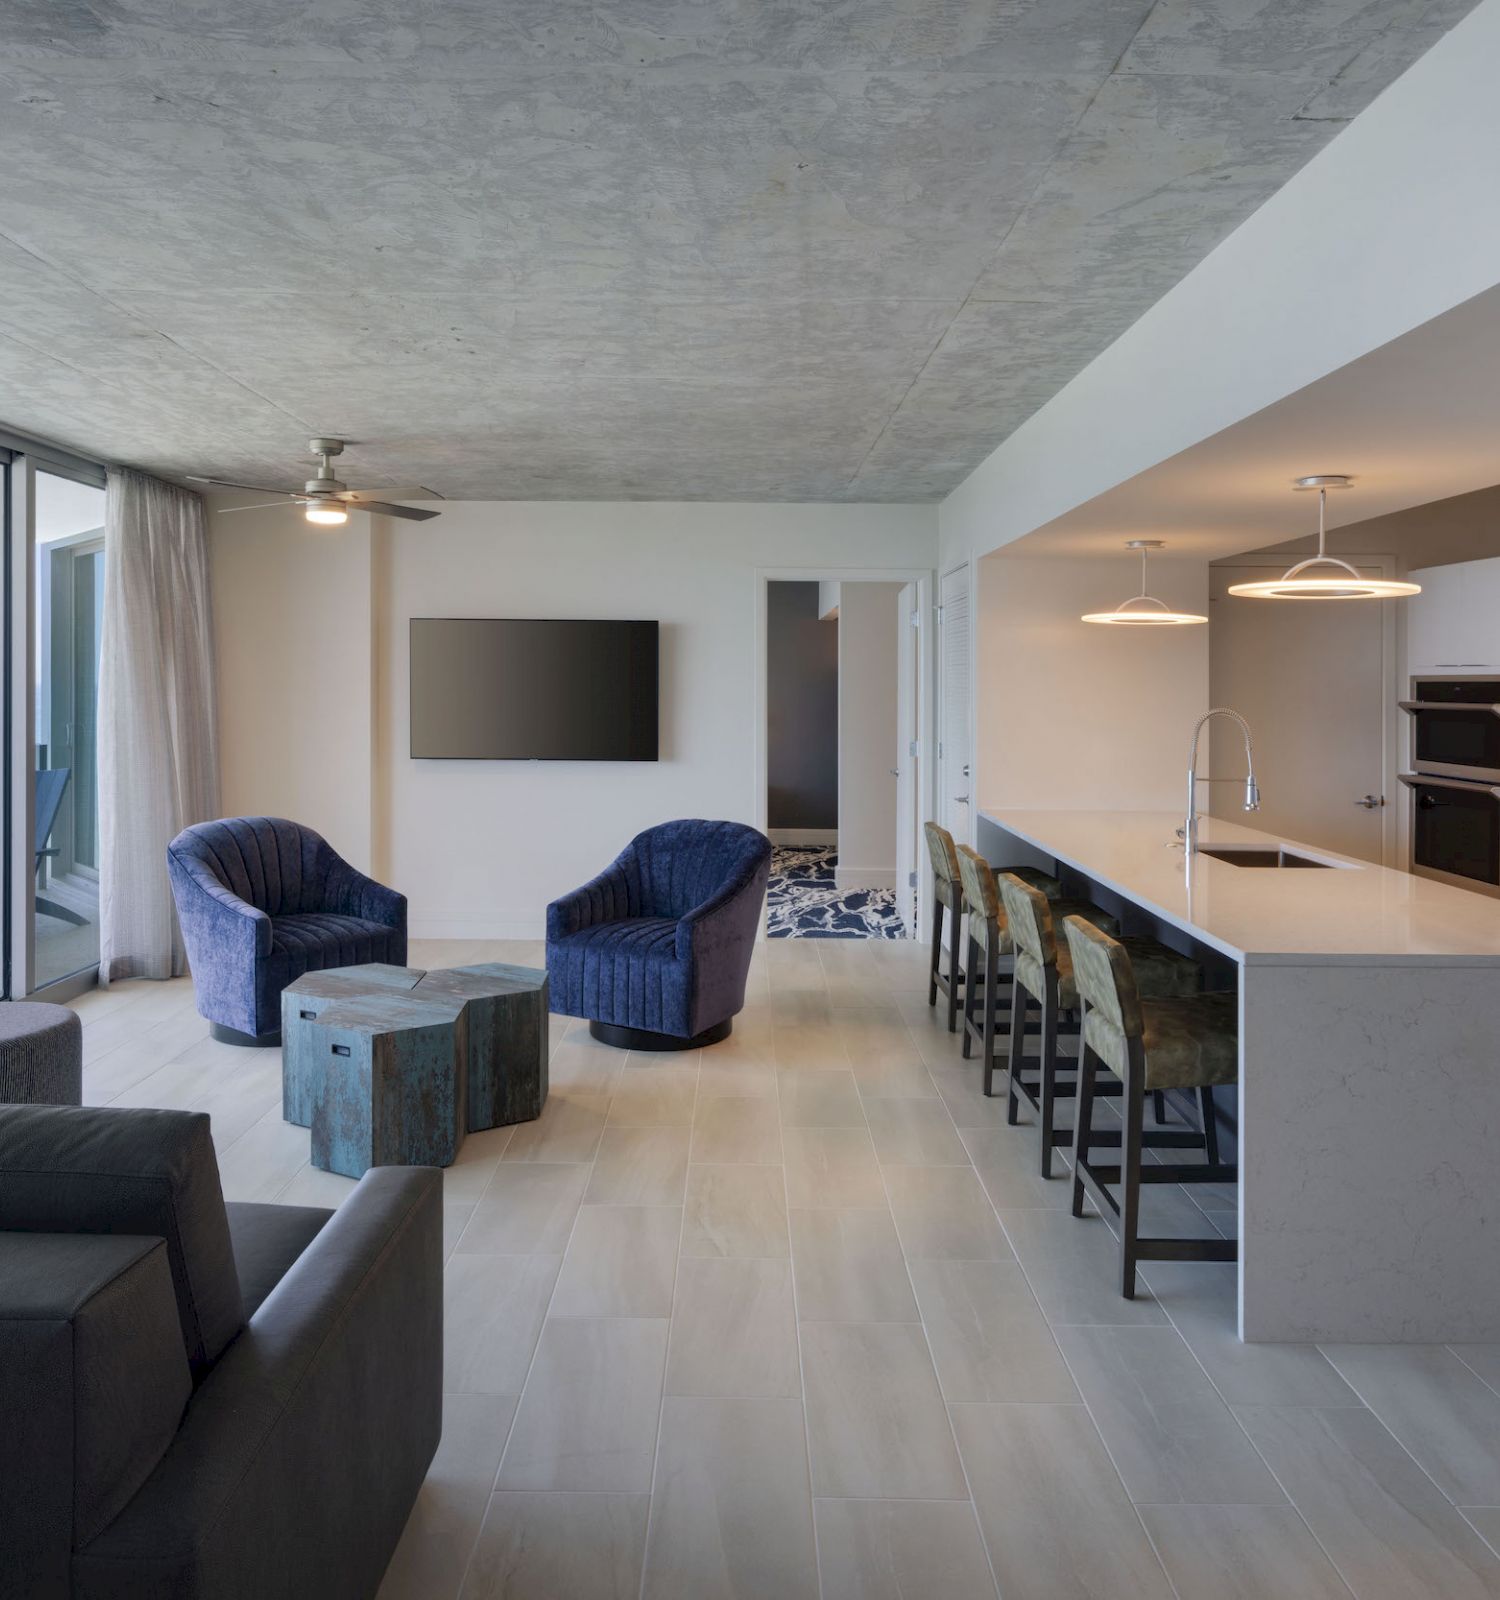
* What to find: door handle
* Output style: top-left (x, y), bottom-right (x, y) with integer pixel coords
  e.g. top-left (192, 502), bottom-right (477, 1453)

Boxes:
top-left (954, 794), bottom-right (970, 804)
top-left (890, 768), bottom-right (900, 777)
top-left (1354, 794), bottom-right (1384, 809)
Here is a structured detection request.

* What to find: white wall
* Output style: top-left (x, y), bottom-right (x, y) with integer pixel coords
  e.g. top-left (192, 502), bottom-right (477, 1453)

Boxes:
top-left (209, 497), bottom-right (376, 871)
top-left (209, 499), bottom-right (934, 937)
top-left (817, 580), bottom-right (841, 620)
top-left (835, 582), bottom-right (903, 886)
top-left (939, 0), bottom-right (1500, 571)
top-left (975, 554), bottom-right (1209, 813)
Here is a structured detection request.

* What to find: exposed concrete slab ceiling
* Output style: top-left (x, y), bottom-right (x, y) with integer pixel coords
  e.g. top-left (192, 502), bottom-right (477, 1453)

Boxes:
top-left (0, 0), bottom-right (1477, 501)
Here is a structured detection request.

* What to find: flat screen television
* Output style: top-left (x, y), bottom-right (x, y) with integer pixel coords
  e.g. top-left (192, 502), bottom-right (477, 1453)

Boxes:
top-left (409, 617), bottom-right (659, 761)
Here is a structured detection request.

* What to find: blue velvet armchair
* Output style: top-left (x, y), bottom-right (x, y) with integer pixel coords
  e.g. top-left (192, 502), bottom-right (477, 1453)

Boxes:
top-left (547, 819), bottom-right (771, 1049)
top-left (168, 817), bottom-right (407, 1045)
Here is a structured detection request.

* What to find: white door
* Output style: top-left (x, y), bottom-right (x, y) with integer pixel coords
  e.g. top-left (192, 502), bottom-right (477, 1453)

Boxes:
top-left (938, 564), bottom-right (972, 844)
top-left (1209, 564), bottom-right (1391, 863)
top-left (895, 583), bottom-right (920, 936)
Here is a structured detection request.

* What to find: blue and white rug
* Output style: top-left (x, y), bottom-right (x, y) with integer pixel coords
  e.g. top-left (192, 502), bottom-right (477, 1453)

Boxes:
top-left (766, 847), bottom-right (907, 939)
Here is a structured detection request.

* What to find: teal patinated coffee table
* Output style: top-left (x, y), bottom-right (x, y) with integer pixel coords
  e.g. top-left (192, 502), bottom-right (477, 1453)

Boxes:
top-left (281, 961), bottom-right (549, 1178)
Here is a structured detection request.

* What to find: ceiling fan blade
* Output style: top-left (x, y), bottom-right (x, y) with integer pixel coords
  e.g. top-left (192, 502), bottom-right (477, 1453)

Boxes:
top-left (340, 486), bottom-right (445, 504)
top-left (186, 475), bottom-right (295, 495)
top-left (214, 500), bottom-right (296, 514)
top-left (352, 501), bottom-right (442, 521)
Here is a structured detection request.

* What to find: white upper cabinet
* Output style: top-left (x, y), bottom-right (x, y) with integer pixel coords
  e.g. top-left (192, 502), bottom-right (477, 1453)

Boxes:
top-left (1406, 558), bottom-right (1500, 672)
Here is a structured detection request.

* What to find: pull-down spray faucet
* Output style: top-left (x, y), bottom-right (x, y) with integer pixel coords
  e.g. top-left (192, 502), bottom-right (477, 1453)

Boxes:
top-left (1183, 709), bottom-right (1260, 854)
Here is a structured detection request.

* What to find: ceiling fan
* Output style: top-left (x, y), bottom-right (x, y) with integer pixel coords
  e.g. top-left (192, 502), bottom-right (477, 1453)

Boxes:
top-left (189, 438), bottom-right (443, 525)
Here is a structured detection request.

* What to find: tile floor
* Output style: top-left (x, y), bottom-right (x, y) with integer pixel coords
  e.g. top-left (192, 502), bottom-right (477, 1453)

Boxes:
top-left (68, 937), bottom-right (1500, 1600)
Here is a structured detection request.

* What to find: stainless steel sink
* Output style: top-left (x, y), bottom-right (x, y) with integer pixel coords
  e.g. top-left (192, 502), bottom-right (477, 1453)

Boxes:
top-left (1195, 845), bottom-right (1331, 869)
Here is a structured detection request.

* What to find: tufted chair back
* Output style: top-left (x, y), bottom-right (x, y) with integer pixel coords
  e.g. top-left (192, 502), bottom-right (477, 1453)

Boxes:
top-left (626, 820), bottom-right (771, 919)
top-left (924, 821), bottom-right (961, 894)
top-left (168, 817), bottom-right (341, 917)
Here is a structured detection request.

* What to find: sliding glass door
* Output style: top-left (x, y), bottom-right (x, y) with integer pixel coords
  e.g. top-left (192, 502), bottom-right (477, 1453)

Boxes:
top-left (5, 447), bottom-right (107, 997)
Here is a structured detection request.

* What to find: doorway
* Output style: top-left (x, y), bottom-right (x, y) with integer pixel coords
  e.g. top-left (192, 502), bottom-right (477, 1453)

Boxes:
top-left (759, 571), bottom-right (931, 939)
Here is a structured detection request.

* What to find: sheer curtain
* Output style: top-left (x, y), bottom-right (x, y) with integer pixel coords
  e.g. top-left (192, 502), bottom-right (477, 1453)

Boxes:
top-left (99, 468), bottom-right (220, 982)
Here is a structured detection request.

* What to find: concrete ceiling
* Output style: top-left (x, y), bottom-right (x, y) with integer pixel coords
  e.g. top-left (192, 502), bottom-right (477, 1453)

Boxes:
top-left (0, 0), bottom-right (1477, 502)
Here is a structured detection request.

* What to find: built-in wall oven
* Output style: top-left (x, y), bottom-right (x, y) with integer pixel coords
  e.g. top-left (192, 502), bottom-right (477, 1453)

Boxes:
top-left (1401, 674), bottom-right (1500, 897)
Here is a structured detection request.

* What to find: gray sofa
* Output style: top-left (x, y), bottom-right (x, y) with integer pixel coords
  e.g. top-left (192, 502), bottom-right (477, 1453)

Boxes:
top-left (0, 1103), bottom-right (442, 1600)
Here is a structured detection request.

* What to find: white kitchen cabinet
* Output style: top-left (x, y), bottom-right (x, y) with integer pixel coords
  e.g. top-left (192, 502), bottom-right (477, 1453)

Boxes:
top-left (1406, 557), bottom-right (1500, 671)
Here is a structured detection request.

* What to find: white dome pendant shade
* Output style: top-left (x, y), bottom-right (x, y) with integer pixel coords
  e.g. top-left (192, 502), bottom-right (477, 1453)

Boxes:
top-left (1081, 540), bottom-right (1207, 626)
top-left (1227, 476), bottom-right (1421, 600)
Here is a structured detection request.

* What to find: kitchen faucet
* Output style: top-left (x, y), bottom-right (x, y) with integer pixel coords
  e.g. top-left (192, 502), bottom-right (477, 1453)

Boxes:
top-left (1182, 708), bottom-right (1261, 854)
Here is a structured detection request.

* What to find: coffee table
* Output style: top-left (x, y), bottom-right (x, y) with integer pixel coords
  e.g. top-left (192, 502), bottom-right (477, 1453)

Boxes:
top-left (281, 961), bottom-right (549, 1178)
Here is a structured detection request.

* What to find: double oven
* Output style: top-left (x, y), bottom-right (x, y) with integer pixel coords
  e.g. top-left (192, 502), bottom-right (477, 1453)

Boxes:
top-left (1401, 675), bottom-right (1500, 897)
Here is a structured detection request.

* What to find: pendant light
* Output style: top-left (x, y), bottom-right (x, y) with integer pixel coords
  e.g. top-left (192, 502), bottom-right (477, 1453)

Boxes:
top-left (1226, 476), bottom-right (1420, 600)
top-left (1081, 539), bottom-right (1207, 626)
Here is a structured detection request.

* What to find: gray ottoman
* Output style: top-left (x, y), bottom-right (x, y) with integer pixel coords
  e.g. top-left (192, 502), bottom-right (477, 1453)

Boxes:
top-left (0, 1001), bottom-right (83, 1104)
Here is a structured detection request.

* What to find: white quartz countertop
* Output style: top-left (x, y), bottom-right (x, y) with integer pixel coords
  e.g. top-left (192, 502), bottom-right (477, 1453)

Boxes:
top-left (979, 808), bottom-right (1500, 966)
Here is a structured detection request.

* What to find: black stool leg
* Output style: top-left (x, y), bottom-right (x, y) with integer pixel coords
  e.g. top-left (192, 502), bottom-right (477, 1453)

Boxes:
top-left (1199, 1085), bottom-right (1220, 1166)
top-left (1151, 1090), bottom-right (1168, 1126)
top-left (1005, 983), bottom-right (1029, 1116)
top-left (1071, 1030), bottom-right (1097, 1219)
top-left (1119, 1047), bottom-right (1145, 1300)
top-left (946, 886), bottom-right (964, 1033)
top-left (961, 933), bottom-right (981, 1058)
top-left (980, 937), bottom-right (1000, 1094)
top-left (1037, 976), bottom-right (1060, 1178)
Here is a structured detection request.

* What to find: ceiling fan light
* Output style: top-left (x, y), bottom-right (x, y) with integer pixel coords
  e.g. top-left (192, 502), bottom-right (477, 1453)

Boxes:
top-left (304, 501), bottom-right (348, 526)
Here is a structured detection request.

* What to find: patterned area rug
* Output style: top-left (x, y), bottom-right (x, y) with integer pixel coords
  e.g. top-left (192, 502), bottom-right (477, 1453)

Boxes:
top-left (766, 846), bottom-right (907, 939)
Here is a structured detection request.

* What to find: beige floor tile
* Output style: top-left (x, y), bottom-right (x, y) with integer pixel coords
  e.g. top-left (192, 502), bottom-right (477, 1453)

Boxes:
top-left (605, 1064), bottom-right (699, 1127)
top-left (665, 1257), bottom-right (800, 1398)
top-left (850, 1055), bottom-right (941, 1099)
top-left (800, 1321), bottom-right (967, 1499)
top-left (377, 1392), bottom-right (517, 1600)
top-left (547, 1039), bottom-right (625, 1096)
top-left (1141, 1504), bottom-right (1355, 1600)
top-left (814, 1498), bottom-right (999, 1600)
top-left (789, 1207), bottom-right (920, 1322)
top-left (680, 1163), bottom-right (789, 1258)
top-left (836, 1016), bottom-right (925, 1064)
top-left (497, 1317), bottom-right (669, 1492)
top-left (773, 1023), bottom-right (849, 1070)
top-left (641, 1395), bottom-right (818, 1600)
top-left (884, 1165), bottom-right (1012, 1261)
top-left (501, 1092), bottom-right (611, 1163)
top-left (771, 989), bottom-right (836, 1026)
top-left (782, 1125), bottom-right (887, 1208)
top-left (696, 1056), bottom-right (777, 1099)
top-left (690, 1095), bottom-right (783, 1164)
top-left (907, 1259), bottom-right (1077, 1403)
top-left (444, 1204), bottom-right (475, 1259)
top-left (441, 1125), bottom-right (517, 1203)
top-left (215, 1108), bottom-right (317, 1202)
top-left (274, 1161), bottom-right (358, 1207)
top-left (551, 1206), bottom-right (681, 1318)
top-left (1465, 1510), bottom-right (1500, 1553)
top-left (1321, 1344), bottom-right (1500, 1505)
top-left (444, 1254), bottom-right (562, 1395)
top-left (459, 1492), bottom-right (649, 1600)
top-left (585, 1127), bottom-right (691, 1206)
top-left (928, 1064), bottom-right (1013, 1128)
top-left (457, 1163), bottom-right (590, 1255)
top-left (952, 1402), bottom-right (1177, 1600)
top-left (998, 1207), bottom-right (1168, 1326)
top-left (778, 1067), bottom-right (866, 1127)
top-left (1053, 1325), bottom-right (1285, 1506)
top-left (1140, 1262), bottom-right (1358, 1406)
top-left (1235, 1403), bottom-right (1500, 1600)
top-left (864, 1097), bottom-right (970, 1166)
top-left (959, 1126), bottom-right (1074, 1209)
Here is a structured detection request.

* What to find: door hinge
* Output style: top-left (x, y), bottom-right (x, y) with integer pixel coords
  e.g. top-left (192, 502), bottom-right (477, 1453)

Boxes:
top-left (909, 609), bottom-right (921, 628)
top-left (935, 605), bottom-right (944, 621)
top-left (908, 739), bottom-right (918, 759)
top-left (908, 871), bottom-right (917, 888)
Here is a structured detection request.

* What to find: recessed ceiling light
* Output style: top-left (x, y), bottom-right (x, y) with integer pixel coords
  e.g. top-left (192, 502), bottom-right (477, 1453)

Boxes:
top-left (1227, 476), bottom-right (1421, 600)
top-left (1081, 539), bottom-right (1208, 626)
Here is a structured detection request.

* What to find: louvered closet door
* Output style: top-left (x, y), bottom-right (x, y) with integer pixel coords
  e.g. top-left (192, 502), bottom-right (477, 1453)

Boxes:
top-left (938, 564), bottom-right (972, 844)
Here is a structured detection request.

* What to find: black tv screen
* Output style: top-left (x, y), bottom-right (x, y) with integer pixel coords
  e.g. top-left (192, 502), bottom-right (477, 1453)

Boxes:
top-left (410, 618), bottom-right (659, 761)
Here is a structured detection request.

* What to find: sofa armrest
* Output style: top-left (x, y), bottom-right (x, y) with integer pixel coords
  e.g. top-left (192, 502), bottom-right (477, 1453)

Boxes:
top-left (547, 855), bottom-right (635, 939)
top-left (72, 1167), bottom-right (443, 1600)
top-left (166, 848), bottom-right (272, 962)
top-left (316, 843), bottom-right (407, 934)
top-left (675, 862), bottom-right (769, 964)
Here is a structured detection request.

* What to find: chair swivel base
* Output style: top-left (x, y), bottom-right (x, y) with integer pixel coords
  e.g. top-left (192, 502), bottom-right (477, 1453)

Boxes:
top-left (211, 1021), bottom-right (283, 1048)
top-left (589, 1018), bottom-right (733, 1052)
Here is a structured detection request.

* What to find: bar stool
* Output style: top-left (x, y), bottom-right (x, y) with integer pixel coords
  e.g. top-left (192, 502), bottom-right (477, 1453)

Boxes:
top-left (996, 873), bottom-right (1203, 1178)
top-left (954, 845), bottom-right (1115, 1090)
top-left (924, 822), bottom-right (1059, 1033)
top-left (1063, 914), bottom-right (1239, 1299)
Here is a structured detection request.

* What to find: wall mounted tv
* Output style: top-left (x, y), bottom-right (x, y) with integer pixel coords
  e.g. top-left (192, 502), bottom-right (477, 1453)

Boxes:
top-left (410, 618), bottom-right (659, 761)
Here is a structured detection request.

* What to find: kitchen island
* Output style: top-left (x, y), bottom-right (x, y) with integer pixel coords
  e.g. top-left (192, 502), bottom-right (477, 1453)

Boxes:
top-left (979, 807), bottom-right (1500, 1342)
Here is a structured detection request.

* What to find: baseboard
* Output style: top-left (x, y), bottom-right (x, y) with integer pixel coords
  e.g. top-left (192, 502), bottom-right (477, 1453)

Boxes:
top-left (768, 828), bottom-right (837, 848)
top-left (834, 867), bottom-right (897, 891)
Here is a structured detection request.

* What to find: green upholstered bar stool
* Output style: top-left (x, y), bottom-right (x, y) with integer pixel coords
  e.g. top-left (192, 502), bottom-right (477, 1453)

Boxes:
top-left (997, 873), bottom-right (1203, 1178)
top-left (954, 844), bottom-right (1115, 1089)
top-left (1063, 915), bottom-right (1239, 1299)
top-left (924, 822), bottom-right (1060, 1033)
